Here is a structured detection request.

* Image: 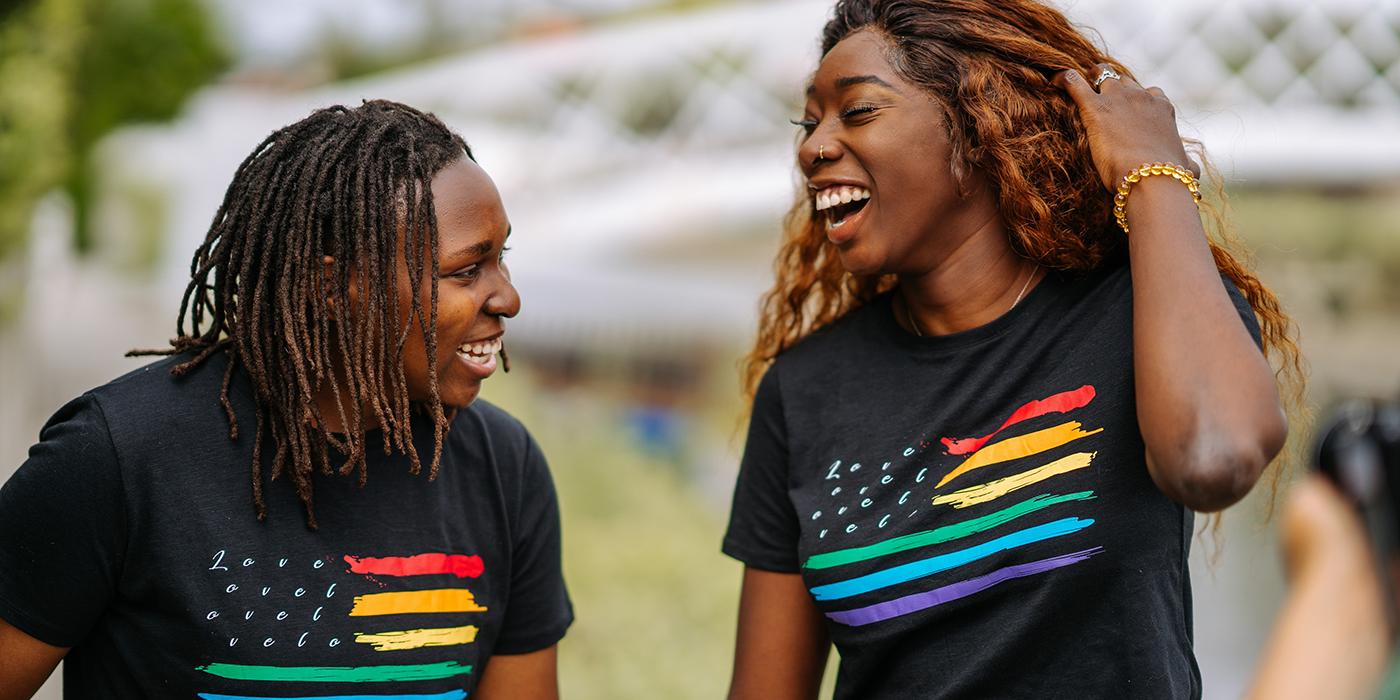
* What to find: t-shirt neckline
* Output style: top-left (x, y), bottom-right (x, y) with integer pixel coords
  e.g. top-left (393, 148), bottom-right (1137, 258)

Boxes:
top-left (874, 269), bottom-right (1061, 354)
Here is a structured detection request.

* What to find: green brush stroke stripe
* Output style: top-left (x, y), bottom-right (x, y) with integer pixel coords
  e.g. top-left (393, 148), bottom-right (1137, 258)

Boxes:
top-left (195, 661), bottom-right (472, 683)
top-left (804, 491), bottom-right (1096, 570)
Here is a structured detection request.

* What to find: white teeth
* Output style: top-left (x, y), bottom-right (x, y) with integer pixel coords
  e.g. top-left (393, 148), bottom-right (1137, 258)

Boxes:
top-left (457, 337), bottom-right (502, 360)
top-left (813, 186), bottom-right (871, 211)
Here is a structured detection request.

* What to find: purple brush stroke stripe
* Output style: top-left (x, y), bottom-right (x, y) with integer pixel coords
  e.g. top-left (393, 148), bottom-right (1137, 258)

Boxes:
top-left (826, 547), bottom-right (1104, 626)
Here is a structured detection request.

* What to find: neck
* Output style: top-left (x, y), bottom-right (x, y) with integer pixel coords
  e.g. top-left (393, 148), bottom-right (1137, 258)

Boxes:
top-left (897, 215), bottom-right (1038, 336)
top-left (311, 352), bottom-right (378, 435)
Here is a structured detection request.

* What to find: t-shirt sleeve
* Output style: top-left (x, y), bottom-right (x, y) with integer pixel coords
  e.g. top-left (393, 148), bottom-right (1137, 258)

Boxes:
top-left (722, 365), bottom-right (801, 573)
top-left (0, 393), bottom-right (127, 647)
top-left (494, 432), bottom-right (573, 655)
top-left (1222, 275), bottom-right (1264, 349)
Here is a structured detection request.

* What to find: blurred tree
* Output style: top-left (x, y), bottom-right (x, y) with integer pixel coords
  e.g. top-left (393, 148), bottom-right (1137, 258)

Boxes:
top-left (0, 0), bottom-right (227, 268)
top-left (67, 0), bottom-right (228, 251)
top-left (0, 0), bottom-right (79, 265)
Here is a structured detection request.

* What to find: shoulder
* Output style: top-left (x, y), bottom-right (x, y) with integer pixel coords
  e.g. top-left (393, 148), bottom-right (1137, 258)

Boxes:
top-left (1057, 256), bottom-right (1132, 305)
top-left (87, 351), bottom-right (232, 417)
top-left (1065, 257), bottom-right (1260, 344)
top-left (1076, 256), bottom-right (1257, 324)
top-left (456, 398), bottom-right (530, 442)
top-left (450, 398), bottom-right (541, 469)
top-left (773, 296), bottom-right (888, 371)
top-left (80, 352), bottom-right (243, 454)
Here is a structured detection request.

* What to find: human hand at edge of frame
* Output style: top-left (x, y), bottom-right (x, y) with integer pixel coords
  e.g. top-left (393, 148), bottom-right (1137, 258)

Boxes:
top-left (1053, 63), bottom-right (1201, 193)
top-left (1246, 474), bottom-right (1391, 700)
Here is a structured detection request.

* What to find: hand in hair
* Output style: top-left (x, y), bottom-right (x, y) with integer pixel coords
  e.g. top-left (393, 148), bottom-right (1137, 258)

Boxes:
top-left (1054, 65), bottom-right (1201, 191)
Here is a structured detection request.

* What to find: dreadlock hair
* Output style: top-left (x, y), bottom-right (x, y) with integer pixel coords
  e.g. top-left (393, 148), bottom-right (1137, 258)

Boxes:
top-left (131, 99), bottom-right (474, 528)
top-left (743, 0), bottom-right (1306, 508)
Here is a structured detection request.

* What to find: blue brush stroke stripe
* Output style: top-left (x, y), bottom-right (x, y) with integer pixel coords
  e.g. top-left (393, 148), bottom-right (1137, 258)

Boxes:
top-left (197, 691), bottom-right (467, 700)
top-left (809, 516), bottom-right (1094, 601)
top-left (826, 547), bottom-right (1105, 626)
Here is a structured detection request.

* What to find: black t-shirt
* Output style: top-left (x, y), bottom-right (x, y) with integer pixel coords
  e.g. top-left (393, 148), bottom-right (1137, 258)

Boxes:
top-left (0, 352), bottom-right (572, 698)
top-left (724, 261), bottom-right (1262, 699)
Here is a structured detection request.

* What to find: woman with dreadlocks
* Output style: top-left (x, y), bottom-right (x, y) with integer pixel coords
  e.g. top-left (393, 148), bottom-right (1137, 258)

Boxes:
top-left (0, 100), bottom-right (570, 698)
top-left (722, 1), bottom-right (1302, 698)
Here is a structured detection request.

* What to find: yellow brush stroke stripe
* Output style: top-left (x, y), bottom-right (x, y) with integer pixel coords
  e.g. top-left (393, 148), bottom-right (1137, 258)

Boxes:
top-left (354, 625), bottom-right (479, 651)
top-left (933, 451), bottom-right (1097, 509)
top-left (935, 421), bottom-right (1103, 488)
top-left (348, 589), bottom-right (488, 617)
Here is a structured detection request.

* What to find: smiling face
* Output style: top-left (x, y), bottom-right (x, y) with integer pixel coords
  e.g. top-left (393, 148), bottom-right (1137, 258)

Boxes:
top-left (797, 29), bottom-right (998, 276)
top-left (396, 156), bottom-right (520, 409)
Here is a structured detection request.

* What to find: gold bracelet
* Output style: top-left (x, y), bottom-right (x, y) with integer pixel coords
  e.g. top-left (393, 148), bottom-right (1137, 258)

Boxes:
top-left (1112, 162), bottom-right (1202, 234)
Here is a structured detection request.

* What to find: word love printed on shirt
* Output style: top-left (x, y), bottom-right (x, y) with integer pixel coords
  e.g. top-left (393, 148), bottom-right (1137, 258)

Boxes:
top-left (196, 549), bottom-right (487, 699)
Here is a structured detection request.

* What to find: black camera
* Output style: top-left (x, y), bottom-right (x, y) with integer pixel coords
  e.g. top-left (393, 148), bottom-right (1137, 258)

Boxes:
top-left (1316, 398), bottom-right (1400, 632)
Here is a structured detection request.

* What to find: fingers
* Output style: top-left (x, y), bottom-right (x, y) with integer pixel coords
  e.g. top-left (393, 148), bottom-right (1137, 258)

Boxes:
top-left (1093, 63), bottom-right (1142, 93)
top-left (1058, 63), bottom-right (1140, 102)
top-left (1280, 474), bottom-right (1368, 580)
top-left (1054, 68), bottom-right (1098, 108)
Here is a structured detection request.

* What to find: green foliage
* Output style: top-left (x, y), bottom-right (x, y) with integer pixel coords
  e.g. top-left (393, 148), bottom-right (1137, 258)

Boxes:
top-left (0, 0), bottom-right (80, 263)
top-left (66, 0), bottom-right (228, 250)
top-left (0, 0), bottom-right (226, 264)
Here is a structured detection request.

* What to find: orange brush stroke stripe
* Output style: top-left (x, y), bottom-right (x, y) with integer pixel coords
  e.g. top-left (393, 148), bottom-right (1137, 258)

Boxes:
top-left (348, 589), bottom-right (488, 617)
top-left (932, 452), bottom-right (1098, 509)
top-left (935, 421), bottom-right (1102, 488)
top-left (941, 385), bottom-right (1096, 455)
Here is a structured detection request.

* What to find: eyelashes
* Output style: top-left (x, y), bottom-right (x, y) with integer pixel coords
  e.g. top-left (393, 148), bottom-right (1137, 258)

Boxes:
top-left (840, 104), bottom-right (878, 119)
top-left (789, 104), bottom-right (881, 133)
top-left (451, 246), bottom-right (510, 282)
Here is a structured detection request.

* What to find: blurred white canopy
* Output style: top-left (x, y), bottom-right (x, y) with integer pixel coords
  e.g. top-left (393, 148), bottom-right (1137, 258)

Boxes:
top-left (95, 0), bottom-right (1400, 347)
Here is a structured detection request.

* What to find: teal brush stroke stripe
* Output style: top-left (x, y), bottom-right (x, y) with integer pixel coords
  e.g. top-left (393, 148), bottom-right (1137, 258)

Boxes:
top-left (804, 491), bottom-right (1096, 570)
top-left (809, 516), bottom-right (1094, 601)
top-left (197, 692), bottom-right (467, 700)
top-left (195, 661), bottom-right (472, 683)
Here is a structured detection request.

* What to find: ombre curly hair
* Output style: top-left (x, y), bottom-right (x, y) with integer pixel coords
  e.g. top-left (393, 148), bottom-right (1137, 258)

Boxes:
top-left (743, 0), bottom-right (1305, 494)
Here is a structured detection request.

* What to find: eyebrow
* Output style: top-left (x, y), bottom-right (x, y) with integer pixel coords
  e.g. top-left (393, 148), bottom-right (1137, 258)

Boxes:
top-left (448, 240), bottom-right (495, 261)
top-left (806, 74), bottom-right (899, 96)
top-left (445, 225), bottom-right (510, 261)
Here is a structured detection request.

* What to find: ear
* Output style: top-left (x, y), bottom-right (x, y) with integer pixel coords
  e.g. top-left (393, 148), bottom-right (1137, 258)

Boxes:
top-left (321, 255), bottom-right (337, 311)
top-left (321, 255), bottom-right (363, 316)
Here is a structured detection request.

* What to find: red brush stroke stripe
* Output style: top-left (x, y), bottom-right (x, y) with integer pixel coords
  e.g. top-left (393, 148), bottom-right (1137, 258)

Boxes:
top-left (941, 385), bottom-right (1096, 455)
top-left (344, 553), bottom-right (484, 579)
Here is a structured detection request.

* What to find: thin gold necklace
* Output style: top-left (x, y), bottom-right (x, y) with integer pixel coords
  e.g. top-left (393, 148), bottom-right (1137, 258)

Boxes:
top-left (904, 263), bottom-right (1038, 338)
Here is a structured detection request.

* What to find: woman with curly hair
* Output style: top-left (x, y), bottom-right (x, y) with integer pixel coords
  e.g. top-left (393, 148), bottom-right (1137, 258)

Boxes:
top-left (722, 1), bottom-right (1302, 698)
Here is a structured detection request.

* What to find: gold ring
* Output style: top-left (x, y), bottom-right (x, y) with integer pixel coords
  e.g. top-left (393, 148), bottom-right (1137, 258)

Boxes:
top-left (818, 145), bottom-right (825, 161)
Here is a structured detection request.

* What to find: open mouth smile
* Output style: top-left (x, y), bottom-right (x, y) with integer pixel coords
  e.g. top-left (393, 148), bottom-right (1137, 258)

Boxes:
top-left (813, 185), bottom-right (871, 238)
top-left (455, 334), bottom-right (502, 376)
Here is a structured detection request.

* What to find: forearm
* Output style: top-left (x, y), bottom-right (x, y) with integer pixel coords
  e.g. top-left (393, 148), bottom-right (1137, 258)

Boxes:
top-left (1247, 559), bottom-right (1389, 700)
top-left (1248, 476), bottom-right (1390, 700)
top-left (1126, 178), bottom-right (1286, 510)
